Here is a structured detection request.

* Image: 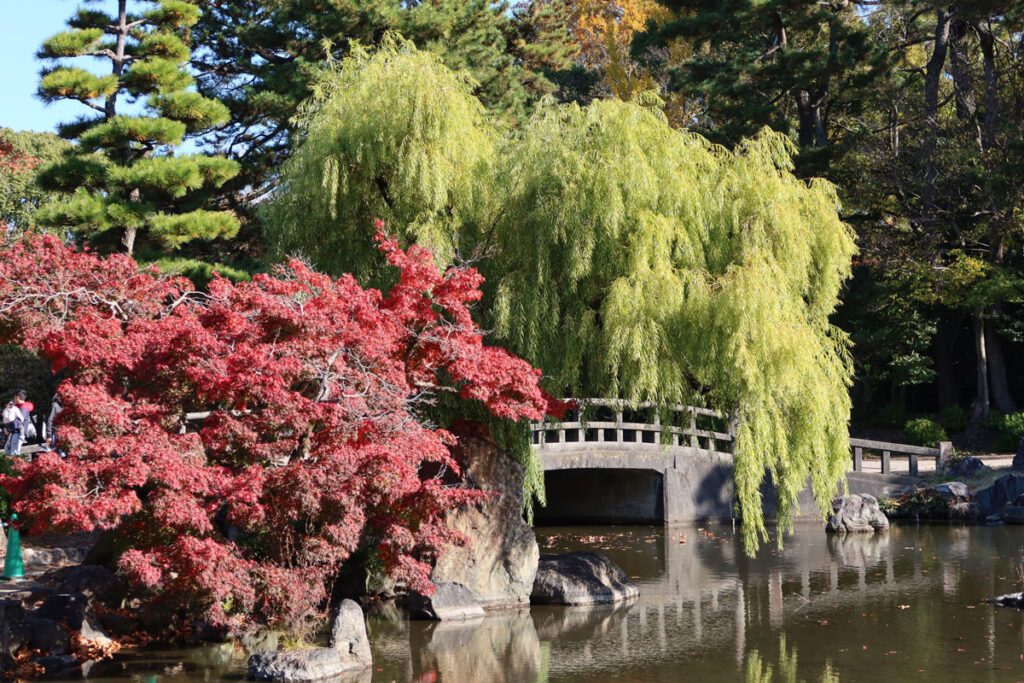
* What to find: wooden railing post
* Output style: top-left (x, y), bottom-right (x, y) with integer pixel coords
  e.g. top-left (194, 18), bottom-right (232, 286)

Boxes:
top-left (616, 406), bottom-right (624, 443)
top-left (853, 447), bottom-right (863, 472)
top-left (938, 441), bottom-right (953, 470)
top-left (689, 408), bottom-right (698, 448)
top-left (881, 450), bottom-right (891, 475)
top-left (909, 453), bottom-right (918, 477)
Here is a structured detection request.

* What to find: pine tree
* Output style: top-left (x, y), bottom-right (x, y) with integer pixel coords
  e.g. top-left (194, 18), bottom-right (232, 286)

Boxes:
top-left (634, 0), bottom-right (886, 174)
top-left (35, 0), bottom-right (239, 255)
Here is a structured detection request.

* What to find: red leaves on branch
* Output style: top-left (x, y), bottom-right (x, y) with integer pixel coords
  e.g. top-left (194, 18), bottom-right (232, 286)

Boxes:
top-left (0, 224), bottom-right (556, 632)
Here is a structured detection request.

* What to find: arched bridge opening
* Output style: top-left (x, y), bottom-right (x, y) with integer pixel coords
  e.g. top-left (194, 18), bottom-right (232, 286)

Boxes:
top-left (534, 467), bottom-right (665, 525)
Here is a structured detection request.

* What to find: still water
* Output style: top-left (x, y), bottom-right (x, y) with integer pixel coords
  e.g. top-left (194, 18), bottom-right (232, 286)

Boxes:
top-left (88, 523), bottom-right (1024, 682)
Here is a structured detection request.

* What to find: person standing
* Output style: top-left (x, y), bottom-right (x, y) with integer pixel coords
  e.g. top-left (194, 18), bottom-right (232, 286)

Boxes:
top-left (3, 390), bottom-right (27, 456)
top-left (44, 394), bottom-right (63, 454)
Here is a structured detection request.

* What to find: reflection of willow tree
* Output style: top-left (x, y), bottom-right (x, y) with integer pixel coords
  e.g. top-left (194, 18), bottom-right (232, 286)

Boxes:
top-left (266, 38), bottom-right (858, 546)
top-left (745, 636), bottom-right (838, 683)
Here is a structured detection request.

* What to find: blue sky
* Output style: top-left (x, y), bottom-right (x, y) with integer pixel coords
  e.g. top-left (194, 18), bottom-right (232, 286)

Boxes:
top-left (1, 3), bottom-right (83, 133)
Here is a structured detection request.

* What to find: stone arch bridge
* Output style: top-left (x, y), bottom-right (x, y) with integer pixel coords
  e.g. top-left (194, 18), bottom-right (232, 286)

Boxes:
top-left (531, 399), bottom-right (951, 525)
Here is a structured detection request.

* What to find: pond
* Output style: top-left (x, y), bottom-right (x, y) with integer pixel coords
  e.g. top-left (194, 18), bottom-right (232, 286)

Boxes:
top-left (81, 522), bottom-right (1024, 682)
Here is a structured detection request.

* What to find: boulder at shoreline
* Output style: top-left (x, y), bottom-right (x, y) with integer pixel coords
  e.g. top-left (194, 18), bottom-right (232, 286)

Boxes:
top-left (826, 494), bottom-right (889, 534)
top-left (531, 552), bottom-right (638, 605)
top-left (431, 423), bottom-right (540, 609)
top-left (408, 582), bottom-right (486, 621)
top-left (247, 600), bottom-right (371, 682)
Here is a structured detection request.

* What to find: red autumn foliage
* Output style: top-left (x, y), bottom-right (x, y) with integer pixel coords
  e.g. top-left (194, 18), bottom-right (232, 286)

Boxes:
top-left (0, 225), bottom-right (558, 632)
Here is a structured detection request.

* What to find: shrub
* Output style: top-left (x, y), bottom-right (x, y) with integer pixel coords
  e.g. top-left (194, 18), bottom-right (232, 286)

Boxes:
top-left (939, 406), bottom-right (967, 433)
top-left (997, 412), bottom-right (1024, 452)
top-left (904, 417), bottom-right (947, 448)
top-left (877, 401), bottom-right (908, 429)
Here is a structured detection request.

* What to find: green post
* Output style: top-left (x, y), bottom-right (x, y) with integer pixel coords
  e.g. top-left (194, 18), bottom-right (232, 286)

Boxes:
top-left (3, 514), bottom-right (24, 580)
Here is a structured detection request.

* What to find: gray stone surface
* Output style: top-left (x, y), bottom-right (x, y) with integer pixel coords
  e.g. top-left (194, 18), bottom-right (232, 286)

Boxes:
top-left (826, 494), bottom-right (889, 534)
top-left (933, 481), bottom-right (971, 500)
top-left (531, 552), bottom-right (639, 605)
top-left (329, 600), bottom-right (372, 662)
top-left (35, 593), bottom-right (111, 644)
top-left (1013, 437), bottom-right (1024, 472)
top-left (0, 598), bottom-right (28, 661)
top-left (408, 582), bottom-right (485, 621)
top-left (541, 443), bottom-right (919, 525)
top-left (247, 600), bottom-right (371, 681)
top-left (945, 456), bottom-right (988, 478)
top-left (25, 616), bottom-right (70, 655)
top-left (55, 565), bottom-right (125, 603)
top-left (1002, 506), bottom-right (1024, 524)
top-left (974, 474), bottom-right (1024, 515)
top-left (431, 427), bottom-right (539, 608)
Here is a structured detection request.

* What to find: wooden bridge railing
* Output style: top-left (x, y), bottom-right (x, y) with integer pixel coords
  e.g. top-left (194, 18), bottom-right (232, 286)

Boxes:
top-left (849, 438), bottom-right (952, 477)
top-left (532, 399), bottom-right (953, 477)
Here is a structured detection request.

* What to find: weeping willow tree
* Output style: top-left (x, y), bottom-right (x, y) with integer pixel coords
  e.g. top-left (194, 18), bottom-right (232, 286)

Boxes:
top-left (264, 35), bottom-right (497, 285)
top-left (486, 101), bottom-right (856, 546)
top-left (267, 39), bottom-right (858, 548)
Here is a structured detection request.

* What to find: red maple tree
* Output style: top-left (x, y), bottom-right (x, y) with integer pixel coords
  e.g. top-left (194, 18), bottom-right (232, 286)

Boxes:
top-left (0, 226), bottom-right (557, 632)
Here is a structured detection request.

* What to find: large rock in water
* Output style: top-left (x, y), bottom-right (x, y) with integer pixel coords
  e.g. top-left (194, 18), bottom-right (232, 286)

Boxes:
top-left (531, 552), bottom-right (639, 605)
top-left (408, 582), bottom-right (485, 621)
top-left (1013, 437), bottom-right (1024, 472)
top-left (974, 474), bottom-right (1024, 515)
top-left (826, 494), bottom-right (889, 533)
top-left (248, 600), bottom-right (371, 681)
top-left (431, 422), bottom-right (539, 609)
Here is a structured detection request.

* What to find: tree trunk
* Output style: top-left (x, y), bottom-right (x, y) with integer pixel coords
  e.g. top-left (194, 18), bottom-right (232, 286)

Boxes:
top-left (797, 90), bottom-right (817, 148)
top-left (934, 314), bottom-right (961, 410)
top-left (967, 306), bottom-right (990, 443)
top-left (121, 225), bottom-right (137, 255)
top-left (107, 0), bottom-right (128, 121)
top-left (947, 18), bottom-right (982, 149)
top-left (977, 21), bottom-right (998, 150)
top-left (922, 8), bottom-right (954, 230)
top-left (986, 319), bottom-right (1017, 414)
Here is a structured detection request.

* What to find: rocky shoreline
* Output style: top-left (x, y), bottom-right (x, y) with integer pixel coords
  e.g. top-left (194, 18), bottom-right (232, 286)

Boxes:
top-left (0, 423), bottom-right (641, 681)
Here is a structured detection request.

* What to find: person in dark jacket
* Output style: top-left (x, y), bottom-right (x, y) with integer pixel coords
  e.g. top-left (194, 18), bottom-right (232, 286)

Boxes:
top-left (42, 394), bottom-right (63, 454)
top-left (3, 390), bottom-right (27, 456)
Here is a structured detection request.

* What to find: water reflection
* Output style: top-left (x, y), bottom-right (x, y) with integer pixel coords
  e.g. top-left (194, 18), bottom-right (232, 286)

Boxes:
top-left (63, 523), bottom-right (1024, 682)
top-left (370, 523), bottom-right (1024, 682)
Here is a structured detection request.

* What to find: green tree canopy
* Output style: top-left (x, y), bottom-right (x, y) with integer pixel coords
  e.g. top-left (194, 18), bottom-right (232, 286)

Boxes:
top-left (264, 35), bottom-right (498, 285)
top-left (191, 0), bottom-right (570, 217)
top-left (0, 129), bottom-right (71, 230)
top-left (34, 0), bottom-right (240, 255)
top-left (266, 40), bottom-right (858, 546)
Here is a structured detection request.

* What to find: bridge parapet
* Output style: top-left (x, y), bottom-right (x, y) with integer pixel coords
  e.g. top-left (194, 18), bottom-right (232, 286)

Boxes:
top-left (532, 399), bottom-right (954, 478)
top-left (532, 399), bottom-right (733, 454)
